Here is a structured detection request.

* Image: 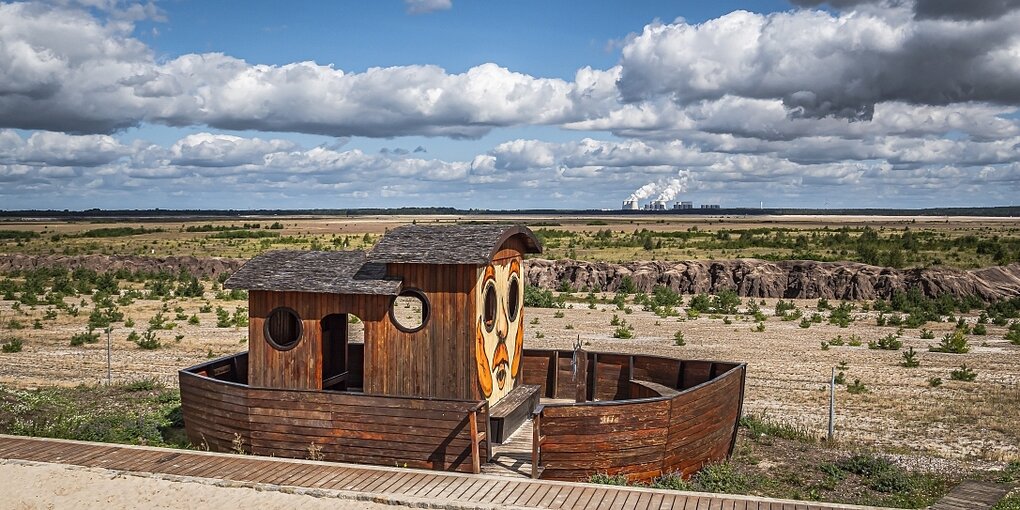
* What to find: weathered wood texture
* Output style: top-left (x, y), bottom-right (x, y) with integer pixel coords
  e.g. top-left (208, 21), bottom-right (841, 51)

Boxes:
top-left (930, 481), bottom-right (1015, 510)
top-left (376, 263), bottom-right (478, 399)
top-left (0, 434), bottom-right (880, 510)
top-left (521, 350), bottom-right (746, 483)
top-left (244, 231), bottom-right (536, 401)
top-left (180, 355), bottom-right (490, 473)
top-left (247, 290), bottom-right (388, 390)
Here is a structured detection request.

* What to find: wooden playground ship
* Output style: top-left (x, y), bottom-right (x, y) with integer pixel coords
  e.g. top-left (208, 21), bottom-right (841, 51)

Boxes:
top-left (179, 224), bottom-right (746, 481)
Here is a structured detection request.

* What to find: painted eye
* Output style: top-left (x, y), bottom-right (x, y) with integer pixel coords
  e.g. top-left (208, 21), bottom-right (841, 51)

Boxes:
top-left (483, 281), bottom-right (497, 332)
top-left (507, 276), bottom-right (520, 323)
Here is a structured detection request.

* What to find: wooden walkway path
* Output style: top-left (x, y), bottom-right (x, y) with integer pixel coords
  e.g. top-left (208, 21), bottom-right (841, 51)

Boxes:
top-left (930, 480), bottom-right (1013, 510)
top-left (0, 434), bottom-right (886, 510)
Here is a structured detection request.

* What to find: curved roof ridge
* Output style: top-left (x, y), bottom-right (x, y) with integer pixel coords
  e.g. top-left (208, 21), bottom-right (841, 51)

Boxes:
top-left (368, 223), bottom-right (542, 265)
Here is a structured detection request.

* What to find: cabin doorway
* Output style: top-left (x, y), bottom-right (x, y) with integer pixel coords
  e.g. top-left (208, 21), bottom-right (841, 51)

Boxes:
top-left (321, 314), bottom-right (348, 390)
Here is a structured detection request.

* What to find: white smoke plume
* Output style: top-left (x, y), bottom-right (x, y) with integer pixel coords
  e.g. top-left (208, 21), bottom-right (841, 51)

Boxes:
top-left (627, 181), bottom-right (661, 202)
top-left (653, 171), bottom-right (691, 202)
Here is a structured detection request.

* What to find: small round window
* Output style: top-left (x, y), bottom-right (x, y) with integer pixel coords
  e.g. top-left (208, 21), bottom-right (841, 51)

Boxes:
top-left (390, 289), bottom-right (429, 333)
top-left (265, 307), bottom-right (302, 350)
top-left (483, 282), bottom-right (497, 332)
top-left (507, 276), bottom-right (521, 323)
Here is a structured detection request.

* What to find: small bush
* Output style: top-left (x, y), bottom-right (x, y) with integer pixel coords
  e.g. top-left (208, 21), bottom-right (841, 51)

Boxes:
top-left (70, 327), bottom-right (100, 346)
top-left (125, 378), bottom-right (157, 391)
top-left (900, 347), bottom-right (920, 368)
top-left (928, 377), bottom-right (943, 387)
top-left (846, 379), bottom-right (868, 394)
top-left (673, 330), bottom-right (686, 346)
top-left (752, 322), bottom-right (765, 333)
top-left (588, 472), bottom-right (629, 485)
top-left (649, 471), bottom-right (691, 491)
top-left (613, 321), bottom-right (634, 339)
top-left (869, 333), bottom-right (902, 350)
top-left (949, 364), bottom-right (977, 382)
top-left (524, 286), bottom-right (565, 309)
top-left (972, 323), bottom-right (987, 335)
top-left (929, 330), bottom-right (969, 353)
top-left (919, 328), bottom-right (935, 339)
top-left (1, 336), bottom-right (23, 353)
top-left (134, 329), bottom-right (161, 350)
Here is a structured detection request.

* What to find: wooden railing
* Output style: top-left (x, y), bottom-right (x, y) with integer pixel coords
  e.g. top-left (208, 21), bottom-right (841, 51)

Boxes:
top-left (531, 404), bottom-right (545, 479)
top-left (521, 349), bottom-right (746, 482)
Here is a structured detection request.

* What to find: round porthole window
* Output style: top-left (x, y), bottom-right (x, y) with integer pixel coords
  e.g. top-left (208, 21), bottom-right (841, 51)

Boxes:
top-left (507, 276), bottom-right (521, 323)
top-left (265, 307), bottom-right (302, 350)
top-left (390, 289), bottom-right (430, 333)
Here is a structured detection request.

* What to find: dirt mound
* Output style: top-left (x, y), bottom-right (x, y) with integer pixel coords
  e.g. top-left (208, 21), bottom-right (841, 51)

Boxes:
top-left (0, 254), bottom-right (243, 279)
top-left (525, 258), bottom-right (1020, 300)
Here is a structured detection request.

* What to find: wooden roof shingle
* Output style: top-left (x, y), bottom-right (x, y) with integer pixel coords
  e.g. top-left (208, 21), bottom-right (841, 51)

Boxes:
top-left (367, 224), bottom-right (542, 265)
top-left (223, 250), bottom-right (401, 295)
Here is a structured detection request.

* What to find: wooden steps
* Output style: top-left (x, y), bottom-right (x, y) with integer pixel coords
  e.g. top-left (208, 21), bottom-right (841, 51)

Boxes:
top-left (1, 434), bottom-right (890, 510)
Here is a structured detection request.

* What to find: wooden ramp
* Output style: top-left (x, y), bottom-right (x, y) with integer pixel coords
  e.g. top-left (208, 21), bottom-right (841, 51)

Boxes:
top-left (929, 480), bottom-right (1013, 510)
top-left (0, 434), bottom-right (886, 510)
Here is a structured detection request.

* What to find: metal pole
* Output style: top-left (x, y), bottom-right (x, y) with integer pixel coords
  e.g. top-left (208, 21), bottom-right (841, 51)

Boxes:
top-left (828, 367), bottom-right (835, 441)
top-left (106, 327), bottom-right (112, 384)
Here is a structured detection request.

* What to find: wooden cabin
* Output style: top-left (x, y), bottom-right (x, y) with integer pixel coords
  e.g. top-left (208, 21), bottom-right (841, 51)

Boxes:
top-left (179, 224), bottom-right (746, 481)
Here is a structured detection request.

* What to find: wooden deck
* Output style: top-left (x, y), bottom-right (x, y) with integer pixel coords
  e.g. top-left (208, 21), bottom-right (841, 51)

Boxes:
top-left (0, 434), bottom-right (888, 510)
top-left (930, 480), bottom-right (1014, 510)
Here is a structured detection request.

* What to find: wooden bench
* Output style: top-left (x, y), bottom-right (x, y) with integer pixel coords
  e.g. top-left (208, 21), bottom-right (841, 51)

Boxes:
top-left (629, 379), bottom-right (680, 399)
top-left (489, 384), bottom-right (540, 444)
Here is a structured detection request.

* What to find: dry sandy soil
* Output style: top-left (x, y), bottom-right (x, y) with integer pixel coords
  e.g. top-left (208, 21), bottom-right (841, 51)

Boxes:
top-left (0, 288), bottom-right (1016, 468)
top-left (0, 460), bottom-right (410, 510)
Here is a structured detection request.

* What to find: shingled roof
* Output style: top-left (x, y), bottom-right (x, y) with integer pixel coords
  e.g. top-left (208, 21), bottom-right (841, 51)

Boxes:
top-left (224, 250), bottom-right (401, 295)
top-left (367, 224), bottom-right (542, 265)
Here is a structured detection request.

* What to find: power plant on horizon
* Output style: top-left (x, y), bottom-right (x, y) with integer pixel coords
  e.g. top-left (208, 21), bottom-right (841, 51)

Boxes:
top-left (621, 199), bottom-right (719, 210)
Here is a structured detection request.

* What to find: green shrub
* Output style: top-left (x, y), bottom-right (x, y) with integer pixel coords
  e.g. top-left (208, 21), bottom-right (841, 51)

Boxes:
top-left (613, 321), bottom-right (634, 339)
top-left (1006, 322), bottom-right (1020, 345)
top-left (649, 471), bottom-right (692, 491)
top-left (972, 323), bottom-right (987, 335)
top-left (900, 347), bottom-right (920, 368)
top-left (928, 377), bottom-right (943, 387)
top-left (949, 364), bottom-right (977, 382)
top-left (919, 328), bottom-right (935, 339)
top-left (588, 472), bottom-right (629, 485)
top-left (869, 333), bottom-right (902, 350)
top-left (673, 330), bottom-right (686, 346)
top-left (1, 336), bottom-right (23, 353)
top-left (70, 327), bottom-right (100, 346)
top-left (846, 379), bottom-right (868, 394)
top-left (688, 462), bottom-right (749, 494)
top-left (134, 330), bottom-right (161, 350)
top-left (739, 413), bottom-right (816, 442)
top-left (524, 286), bottom-right (564, 308)
top-left (929, 330), bottom-right (969, 353)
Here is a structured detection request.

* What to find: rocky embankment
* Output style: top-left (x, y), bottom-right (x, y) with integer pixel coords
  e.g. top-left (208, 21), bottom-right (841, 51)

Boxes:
top-left (525, 258), bottom-right (1020, 301)
top-left (2, 254), bottom-right (1019, 301)
top-left (0, 254), bottom-right (243, 279)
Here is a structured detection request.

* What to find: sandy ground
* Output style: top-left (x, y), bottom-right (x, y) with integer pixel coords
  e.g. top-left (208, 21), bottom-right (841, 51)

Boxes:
top-left (0, 460), bottom-right (409, 510)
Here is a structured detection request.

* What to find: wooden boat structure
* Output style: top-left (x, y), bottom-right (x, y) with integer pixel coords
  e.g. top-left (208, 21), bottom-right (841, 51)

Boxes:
top-left (179, 224), bottom-right (746, 482)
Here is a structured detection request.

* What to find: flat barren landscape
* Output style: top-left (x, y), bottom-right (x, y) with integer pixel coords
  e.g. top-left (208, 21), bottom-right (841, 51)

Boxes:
top-left (1, 214), bottom-right (1018, 507)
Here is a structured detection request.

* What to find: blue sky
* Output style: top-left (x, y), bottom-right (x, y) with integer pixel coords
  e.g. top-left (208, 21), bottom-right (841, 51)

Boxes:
top-left (1, 0), bottom-right (1019, 210)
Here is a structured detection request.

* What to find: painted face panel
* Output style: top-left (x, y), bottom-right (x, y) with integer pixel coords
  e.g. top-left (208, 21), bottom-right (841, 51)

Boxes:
top-left (475, 258), bottom-right (523, 404)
